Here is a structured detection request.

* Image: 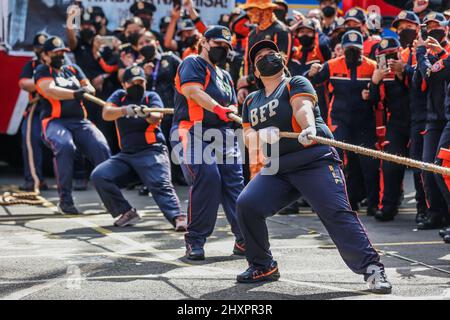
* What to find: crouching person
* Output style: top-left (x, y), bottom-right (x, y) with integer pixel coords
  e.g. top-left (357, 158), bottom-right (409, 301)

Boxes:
top-left (91, 65), bottom-right (187, 230)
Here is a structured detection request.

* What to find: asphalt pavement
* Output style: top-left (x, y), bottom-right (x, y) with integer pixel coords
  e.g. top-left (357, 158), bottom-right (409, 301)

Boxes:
top-left (0, 170), bottom-right (449, 300)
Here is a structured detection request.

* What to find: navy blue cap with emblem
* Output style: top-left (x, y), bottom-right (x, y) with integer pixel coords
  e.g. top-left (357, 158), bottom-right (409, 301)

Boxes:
top-left (130, 0), bottom-right (156, 16)
top-left (295, 18), bottom-right (316, 32)
top-left (392, 10), bottom-right (420, 29)
top-left (341, 30), bottom-right (364, 49)
top-left (423, 11), bottom-right (446, 25)
top-left (377, 37), bottom-right (401, 55)
top-left (33, 32), bottom-right (49, 48)
top-left (43, 36), bottom-right (70, 53)
top-left (123, 65), bottom-right (146, 83)
top-left (344, 7), bottom-right (367, 23)
top-left (81, 11), bottom-right (96, 25)
top-left (177, 19), bottom-right (196, 34)
top-left (204, 25), bottom-right (233, 48)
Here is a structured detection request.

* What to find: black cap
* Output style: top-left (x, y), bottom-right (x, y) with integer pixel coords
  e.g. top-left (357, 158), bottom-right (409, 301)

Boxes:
top-left (249, 40), bottom-right (280, 66)
top-left (81, 11), bottom-right (96, 25)
top-left (274, 0), bottom-right (289, 12)
top-left (123, 65), bottom-right (146, 83)
top-left (123, 17), bottom-right (144, 29)
top-left (160, 16), bottom-right (171, 29)
top-left (130, 0), bottom-right (156, 16)
top-left (86, 6), bottom-right (105, 18)
top-left (392, 10), bottom-right (420, 29)
top-left (204, 25), bottom-right (232, 48)
top-left (33, 32), bottom-right (49, 48)
top-left (43, 36), bottom-right (70, 53)
top-left (377, 37), bottom-right (401, 54)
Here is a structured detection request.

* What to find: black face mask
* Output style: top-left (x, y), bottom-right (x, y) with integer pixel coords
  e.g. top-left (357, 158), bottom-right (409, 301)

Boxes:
top-left (330, 32), bottom-right (345, 49)
top-left (428, 29), bottom-right (446, 43)
top-left (256, 53), bottom-right (284, 77)
top-left (385, 53), bottom-right (399, 61)
top-left (126, 84), bottom-right (145, 101)
top-left (184, 34), bottom-right (199, 48)
top-left (80, 28), bottom-right (95, 44)
top-left (140, 45), bottom-right (156, 61)
top-left (127, 32), bottom-right (141, 46)
top-left (299, 35), bottom-right (315, 47)
top-left (322, 6), bottom-right (336, 18)
top-left (344, 48), bottom-right (362, 68)
top-left (274, 9), bottom-right (286, 21)
top-left (398, 28), bottom-right (417, 48)
top-left (50, 55), bottom-right (65, 69)
top-left (141, 18), bottom-right (151, 30)
top-left (208, 46), bottom-right (228, 65)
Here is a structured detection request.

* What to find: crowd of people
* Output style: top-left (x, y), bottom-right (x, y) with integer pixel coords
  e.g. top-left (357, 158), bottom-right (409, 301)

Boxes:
top-left (15, 0), bottom-right (450, 292)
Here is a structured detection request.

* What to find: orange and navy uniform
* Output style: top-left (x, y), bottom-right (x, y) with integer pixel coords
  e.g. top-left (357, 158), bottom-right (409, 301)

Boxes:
top-left (244, 20), bottom-right (292, 78)
top-left (289, 33), bottom-right (332, 123)
top-left (311, 55), bottom-right (377, 130)
top-left (369, 69), bottom-right (411, 213)
top-left (19, 59), bottom-right (46, 114)
top-left (242, 76), bottom-right (332, 157)
top-left (363, 36), bottom-right (381, 60)
top-left (106, 90), bottom-right (165, 153)
top-left (426, 55), bottom-right (450, 203)
top-left (34, 63), bottom-right (88, 132)
top-left (311, 55), bottom-right (380, 210)
top-left (174, 55), bottom-right (236, 128)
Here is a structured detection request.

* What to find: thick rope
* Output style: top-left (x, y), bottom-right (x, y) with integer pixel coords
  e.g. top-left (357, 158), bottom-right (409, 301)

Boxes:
top-left (83, 93), bottom-right (174, 114)
top-left (279, 132), bottom-right (450, 176)
top-left (83, 95), bottom-right (450, 176)
top-left (0, 192), bottom-right (47, 206)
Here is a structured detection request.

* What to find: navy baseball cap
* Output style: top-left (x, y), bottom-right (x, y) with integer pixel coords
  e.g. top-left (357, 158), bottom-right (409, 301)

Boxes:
top-left (295, 19), bottom-right (316, 32)
top-left (130, 0), bottom-right (156, 16)
top-left (177, 19), bottom-right (196, 34)
top-left (377, 37), bottom-right (401, 54)
top-left (81, 11), bottom-right (96, 25)
top-left (423, 11), bottom-right (446, 25)
top-left (33, 32), bottom-right (49, 48)
top-left (341, 30), bottom-right (364, 49)
top-left (123, 65), bottom-right (146, 83)
top-left (43, 36), bottom-right (70, 53)
top-left (204, 25), bottom-right (232, 48)
top-left (392, 10), bottom-right (420, 29)
top-left (249, 40), bottom-right (280, 66)
top-left (344, 7), bottom-right (366, 24)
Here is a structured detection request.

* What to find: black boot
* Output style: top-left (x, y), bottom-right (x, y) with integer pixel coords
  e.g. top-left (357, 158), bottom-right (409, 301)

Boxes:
top-left (278, 201), bottom-right (300, 215)
top-left (375, 208), bottom-right (397, 222)
top-left (417, 211), bottom-right (448, 230)
top-left (366, 206), bottom-right (378, 217)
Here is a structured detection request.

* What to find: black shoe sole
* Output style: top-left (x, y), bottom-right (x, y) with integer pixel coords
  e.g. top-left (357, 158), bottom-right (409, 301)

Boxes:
top-left (186, 254), bottom-right (205, 261)
top-left (236, 271), bottom-right (280, 284)
top-left (232, 249), bottom-right (246, 256)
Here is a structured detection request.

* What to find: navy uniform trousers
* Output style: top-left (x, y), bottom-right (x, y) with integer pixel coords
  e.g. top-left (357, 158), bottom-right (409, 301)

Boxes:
top-left (332, 120), bottom-right (380, 210)
top-left (379, 125), bottom-right (410, 213)
top-left (21, 107), bottom-right (45, 185)
top-left (409, 122), bottom-right (427, 213)
top-left (422, 123), bottom-right (448, 217)
top-left (237, 146), bottom-right (380, 273)
top-left (43, 118), bottom-right (111, 204)
top-left (91, 145), bottom-right (182, 224)
top-left (434, 122), bottom-right (450, 215)
top-left (170, 124), bottom-right (244, 249)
